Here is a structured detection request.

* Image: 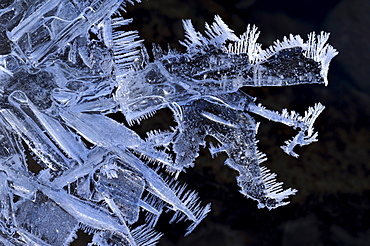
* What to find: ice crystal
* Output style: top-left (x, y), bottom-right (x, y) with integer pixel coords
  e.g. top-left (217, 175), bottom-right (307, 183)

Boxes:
top-left (0, 0), bottom-right (337, 245)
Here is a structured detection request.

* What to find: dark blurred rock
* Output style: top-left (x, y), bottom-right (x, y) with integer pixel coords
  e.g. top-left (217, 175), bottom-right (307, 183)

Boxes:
top-left (325, 0), bottom-right (370, 91)
top-left (282, 215), bottom-right (321, 246)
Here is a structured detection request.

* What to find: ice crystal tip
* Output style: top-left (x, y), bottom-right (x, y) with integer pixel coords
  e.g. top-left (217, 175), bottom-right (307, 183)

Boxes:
top-left (0, 0), bottom-right (336, 245)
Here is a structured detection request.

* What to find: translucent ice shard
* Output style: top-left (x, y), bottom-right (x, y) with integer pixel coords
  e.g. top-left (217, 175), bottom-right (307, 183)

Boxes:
top-left (0, 1), bottom-right (337, 245)
top-left (8, 0), bottom-right (127, 67)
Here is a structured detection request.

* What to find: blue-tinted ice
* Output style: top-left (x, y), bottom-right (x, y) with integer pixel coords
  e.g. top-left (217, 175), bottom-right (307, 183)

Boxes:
top-left (0, 1), bottom-right (337, 245)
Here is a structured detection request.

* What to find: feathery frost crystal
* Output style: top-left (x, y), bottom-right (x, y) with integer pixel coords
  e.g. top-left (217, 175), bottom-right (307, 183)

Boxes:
top-left (0, 0), bottom-right (337, 245)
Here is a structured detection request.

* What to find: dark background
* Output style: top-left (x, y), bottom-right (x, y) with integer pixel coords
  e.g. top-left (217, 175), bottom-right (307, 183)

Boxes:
top-left (120, 0), bottom-right (370, 245)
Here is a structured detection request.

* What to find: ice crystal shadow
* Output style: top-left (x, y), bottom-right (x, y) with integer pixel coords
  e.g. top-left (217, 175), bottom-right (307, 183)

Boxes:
top-left (0, 0), bottom-right (337, 245)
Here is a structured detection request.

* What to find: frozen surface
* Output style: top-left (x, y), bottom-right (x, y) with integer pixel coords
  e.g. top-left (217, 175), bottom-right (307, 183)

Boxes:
top-left (0, 0), bottom-right (337, 245)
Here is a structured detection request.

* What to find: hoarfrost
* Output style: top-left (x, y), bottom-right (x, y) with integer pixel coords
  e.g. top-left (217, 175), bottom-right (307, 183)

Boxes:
top-left (0, 0), bottom-right (337, 245)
